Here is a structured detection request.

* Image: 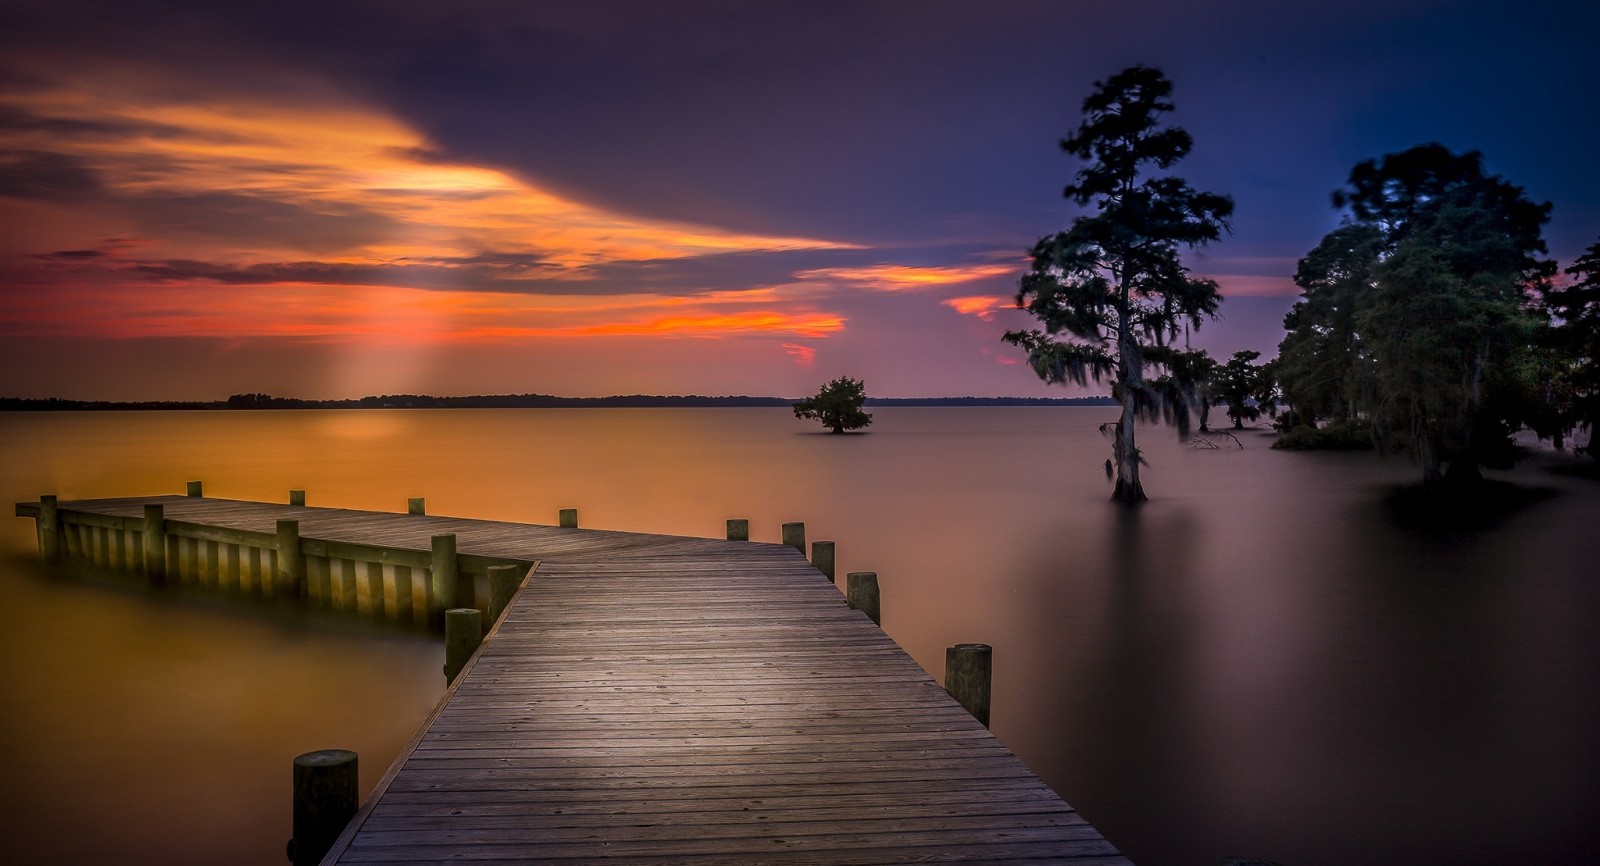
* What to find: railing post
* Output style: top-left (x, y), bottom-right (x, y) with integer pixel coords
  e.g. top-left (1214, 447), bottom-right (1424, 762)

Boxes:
top-left (276, 519), bottom-right (305, 598)
top-left (781, 522), bottom-right (805, 553)
top-left (444, 608), bottom-right (483, 683)
top-left (558, 508), bottom-right (578, 529)
top-left (407, 497), bottom-right (425, 515)
top-left (726, 519), bottom-right (749, 542)
top-left (186, 480), bottom-right (203, 497)
top-left (431, 534), bottom-right (459, 613)
top-left (38, 494), bottom-right (60, 566)
top-left (289, 489), bottom-right (305, 507)
top-left (287, 749), bottom-right (358, 866)
top-left (846, 571), bottom-right (880, 625)
top-left (811, 540), bottom-right (835, 582)
top-left (486, 564), bottom-right (521, 624)
top-left (142, 503), bottom-right (166, 585)
top-left (945, 643), bottom-right (993, 728)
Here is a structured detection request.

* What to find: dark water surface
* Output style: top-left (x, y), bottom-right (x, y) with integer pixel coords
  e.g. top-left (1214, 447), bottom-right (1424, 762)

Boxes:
top-left (2, 408), bottom-right (1596, 864)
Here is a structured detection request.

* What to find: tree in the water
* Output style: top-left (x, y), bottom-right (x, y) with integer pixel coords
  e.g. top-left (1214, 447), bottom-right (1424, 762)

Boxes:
top-left (1334, 144), bottom-right (1553, 483)
top-left (1004, 65), bottom-right (1233, 503)
top-left (1214, 350), bottom-right (1275, 429)
top-left (793, 376), bottom-right (872, 434)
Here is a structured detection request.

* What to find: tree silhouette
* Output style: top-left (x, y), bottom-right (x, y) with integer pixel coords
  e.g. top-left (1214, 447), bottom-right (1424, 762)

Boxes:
top-left (1542, 238), bottom-right (1600, 459)
top-left (793, 377), bottom-right (872, 434)
top-left (1335, 144), bottom-right (1553, 483)
top-left (1276, 224), bottom-right (1382, 427)
top-left (1004, 66), bottom-right (1233, 503)
top-left (1214, 350), bottom-right (1274, 429)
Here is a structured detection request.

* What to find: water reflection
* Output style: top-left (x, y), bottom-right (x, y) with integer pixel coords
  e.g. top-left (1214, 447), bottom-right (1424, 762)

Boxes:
top-left (1, 409), bottom-right (1597, 864)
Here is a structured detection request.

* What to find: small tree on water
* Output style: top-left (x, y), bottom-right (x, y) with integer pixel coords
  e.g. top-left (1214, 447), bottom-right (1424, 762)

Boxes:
top-left (1004, 65), bottom-right (1233, 503)
top-left (793, 377), bottom-right (872, 434)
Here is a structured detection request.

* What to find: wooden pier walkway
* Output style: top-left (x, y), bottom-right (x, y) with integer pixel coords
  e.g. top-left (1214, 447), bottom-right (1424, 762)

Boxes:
top-left (16, 494), bottom-right (1130, 864)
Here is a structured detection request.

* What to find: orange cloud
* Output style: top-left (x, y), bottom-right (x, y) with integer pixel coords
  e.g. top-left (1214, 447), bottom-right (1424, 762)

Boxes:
top-left (942, 295), bottom-right (1011, 321)
top-left (6, 77), bottom-right (851, 267)
top-left (0, 67), bottom-right (866, 353)
top-left (795, 263), bottom-right (1016, 291)
top-left (0, 277), bottom-right (843, 344)
top-left (782, 343), bottom-right (817, 367)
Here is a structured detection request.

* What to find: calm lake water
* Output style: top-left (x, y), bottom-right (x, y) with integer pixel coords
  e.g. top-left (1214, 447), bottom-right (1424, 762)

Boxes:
top-left (1, 408), bottom-right (1597, 865)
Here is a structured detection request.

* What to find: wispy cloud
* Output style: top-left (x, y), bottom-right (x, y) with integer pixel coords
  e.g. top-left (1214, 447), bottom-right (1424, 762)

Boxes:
top-left (782, 343), bottom-right (816, 367)
top-left (941, 294), bottom-right (1012, 321)
top-left (1203, 274), bottom-right (1301, 297)
top-left (0, 68), bottom-right (875, 350)
top-left (794, 262), bottom-right (1017, 291)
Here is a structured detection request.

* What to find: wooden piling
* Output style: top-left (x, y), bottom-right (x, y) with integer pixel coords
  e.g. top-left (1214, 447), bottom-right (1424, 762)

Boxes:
top-left (276, 519), bottom-right (305, 598)
top-left (558, 508), bottom-right (578, 529)
top-left (726, 519), bottom-right (749, 542)
top-left (289, 489), bottom-right (305, 507)
top-left (846, 571), bottom-right (880, 625)
top-left (289, 749), bottom-right (358, 866)
top-left (407, 497), bottom-right (426, 515)
top-left (811, 540), bottom-right (835, 582)
top-left (781, 522), bottom-right (805, 553)
top-left (38, 494), bottom-right (60, 565)
top-left (142, 504), bottom-right (165, 585)
top-left (431, 534), bottom-right (459, 612)
top-left (945, 643), bottom-right (992, 728)
top-left (486, 564), bottom-right (521, 624)
top-left (443, 608), bottom-right (483, 683)
top-left (186, 480), bottom-right (203, 497)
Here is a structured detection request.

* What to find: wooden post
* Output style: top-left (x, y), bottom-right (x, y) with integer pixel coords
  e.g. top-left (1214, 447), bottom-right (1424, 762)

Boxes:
top-left (846, 571), bottom-right (880, 625)
top-left (407, 497), bottom-right (425, 515)
top-left (726, 519), bottom-right (749, 542)
top-left (558, 508), bottom-right (578, 528)
top-left (811, 540), bottom-right (835, 582)
top-left (443, 608), bottom-right (483, 683)
top-left (276, 519), bottom-right (305, 598)
top-left (781, 522), bottom-right (805, 553)
top-left (431, 534), bottom-right (459, 612)
top-left (486, 564), bottom-right (521, 624)
top-left (945, 643), bottom-right (992, 728)
top-left (142, 504), bottom-right (166, 586)
top-left (288, 749), bottom-right (358, 866)
top-left (38, 494), bottom-right (60, 565)
top-left (289, 489), bottom-right (305, 507)
top-left (186, 480), bottom-right (203, 497)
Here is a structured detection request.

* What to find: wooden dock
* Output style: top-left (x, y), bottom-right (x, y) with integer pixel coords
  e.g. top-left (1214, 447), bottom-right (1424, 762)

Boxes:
top-left (16, 493), bottom-right (1131, 864)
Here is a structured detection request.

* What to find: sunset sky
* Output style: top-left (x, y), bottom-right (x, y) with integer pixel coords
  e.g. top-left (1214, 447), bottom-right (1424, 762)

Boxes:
top-left (1, 0), bottom-right (1596, 400)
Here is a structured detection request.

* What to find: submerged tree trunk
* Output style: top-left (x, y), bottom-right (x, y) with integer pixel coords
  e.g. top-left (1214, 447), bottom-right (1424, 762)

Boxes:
top-left (1110, 287), bottom-right (1147, 504)
top-left (1111, 411), bottom-right (1146, 503)
top-left (1417, 418), bottom-right (1445, 484)
top-left (1111, 334), bottom-right (1147, 504)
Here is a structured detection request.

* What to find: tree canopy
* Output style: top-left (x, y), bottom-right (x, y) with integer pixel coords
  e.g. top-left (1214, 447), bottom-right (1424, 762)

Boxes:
top-left (793, 377), bottom-right (872, 434)
top-left (1276, 143), bottom-right (1554, 482)
top-left (1004, 65), bottom-right (1233, 503)
top-left (1214, 350), bottom-right (1275, 429)
top-left (1539, 238), bottom-right (1600, 457)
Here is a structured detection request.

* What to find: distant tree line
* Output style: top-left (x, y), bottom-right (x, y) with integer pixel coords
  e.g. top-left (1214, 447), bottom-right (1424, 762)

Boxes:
top-left (1, 393), bottom-right (1119, 412)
